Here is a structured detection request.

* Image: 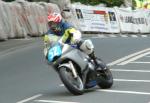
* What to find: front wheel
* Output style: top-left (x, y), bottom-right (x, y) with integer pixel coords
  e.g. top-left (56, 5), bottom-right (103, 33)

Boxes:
top-left (97, 68), bottom-right (113, 89)
top-left (59, 66), bottom-right (84, 95)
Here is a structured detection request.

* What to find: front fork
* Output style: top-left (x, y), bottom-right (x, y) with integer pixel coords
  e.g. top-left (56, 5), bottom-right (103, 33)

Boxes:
top-left (69, 61), bottom-right (78, 78)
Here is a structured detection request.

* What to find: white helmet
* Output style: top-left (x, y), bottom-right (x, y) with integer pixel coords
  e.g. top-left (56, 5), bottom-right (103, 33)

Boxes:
top-left (80, 39), bottom-right (94, 55)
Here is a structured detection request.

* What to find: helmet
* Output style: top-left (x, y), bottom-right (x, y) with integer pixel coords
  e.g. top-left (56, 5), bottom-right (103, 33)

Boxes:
top-left (47, 13), bottom-right (62, 32)
top-left (47, 13), bottom-right (62, 23)
top-left (80, 39), bottom-right (94, 55)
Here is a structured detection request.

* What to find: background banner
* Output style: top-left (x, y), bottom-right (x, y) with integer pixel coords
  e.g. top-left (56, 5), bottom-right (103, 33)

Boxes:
top-left (71, 4), bottom-right (120, 33)
top-left (1, 1), bottom-right (150, 41)
top-left (115, 7), bottom-right (149, 33)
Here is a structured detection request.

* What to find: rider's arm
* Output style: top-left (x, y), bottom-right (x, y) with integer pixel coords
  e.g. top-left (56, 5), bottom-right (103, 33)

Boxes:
top-left (43, 30), bottom-right (53, 43)
top-left (43, 29), bottom-right (56, 49)
top-left (60, 28), bottom-right (81, 44)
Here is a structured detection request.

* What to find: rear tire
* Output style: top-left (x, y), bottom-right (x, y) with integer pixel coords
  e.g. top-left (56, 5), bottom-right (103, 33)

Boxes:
top-left (59, 67), bottom-right (84, 95)
top-left (97, 68), bottom-right (113, 89)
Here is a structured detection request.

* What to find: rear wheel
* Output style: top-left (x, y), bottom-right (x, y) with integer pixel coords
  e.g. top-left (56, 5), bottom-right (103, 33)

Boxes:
top-left (59, 66), bottom-right (84, 95)
top-left (97, 68), bottom-right (113, 89)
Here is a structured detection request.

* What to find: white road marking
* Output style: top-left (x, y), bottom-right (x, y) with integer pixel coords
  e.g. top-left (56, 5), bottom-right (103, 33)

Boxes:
top-left (59, 78), bottom-right (150, 87)
top-left (131, 35), bottom-right (138, 38)
top-left (35, 100), bottom-right (79, 103)
top-left (98, 34), bottom-right (107, 38)
top-left (145, 56), bottom-right (150, 57)
top-left (130, 61), bottom-right (150, 64)
top-left (91, 37), bottom-right (100, 39)
top-left (141, 35), bottom-right (148, 37)
top-left (114, 79), bottom-right (150, 83)
top-left (60, 84), bottom-right (64, 87)
top-left (13, 38), bottom-right (31, 40)
top-left (118, 51), bottom-right (150, 65)
top-left (16, 94), bottom-right (42, 103)
top-left (109, 34), bottom-right (117, 37)
top-left (97, 89), bottom-right (150, 95)
top-left (120, 35), bottom-right (128, 37)
top-left (107, 48), bottom-right (150, 66)
top-left (111, 69), bottom-right (150, 73)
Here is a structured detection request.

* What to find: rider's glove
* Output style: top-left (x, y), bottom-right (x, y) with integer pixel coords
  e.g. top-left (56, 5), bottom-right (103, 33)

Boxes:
top-left (43, 35), bottom-right (49, 43)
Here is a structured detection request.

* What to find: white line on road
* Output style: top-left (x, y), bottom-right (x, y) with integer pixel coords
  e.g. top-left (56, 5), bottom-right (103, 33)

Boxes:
top-left (60, 84), bottom-right (64, 87)
top-left (60, 78), bottom-right (150, 87)
top-left (141, 35), bottom-right (148, 37)
top-left (110, 69), bottom-right (150, 73)
top-left (16, 94), bottom-right (43, 103)
top-left (118, 51), bottom-right (150, 65)
top-left (109, 34), bottom-right (117, 37)
top-left (98, 34), bottom-right (107, 38)
top-left (120, 35), bottom-right (128, 37)
top-left (114, 79), bottom-right (150, 83)
top-left (97, 89), bottom-right (150, 95)
top-left (131, 35), bottom-right (138, 38)
top-left (107, 48), bottom-right (150, 66)
top-left (130, 61), bottom-right (150, 64)
top-left (35, 100), bottom-right (79, 103)
top-left (91, 37), bottom-right (100, 39)
top-left (13, 38), bottom-right (31, 40)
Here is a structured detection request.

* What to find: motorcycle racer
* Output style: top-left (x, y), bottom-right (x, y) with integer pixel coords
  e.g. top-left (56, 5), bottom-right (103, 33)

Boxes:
top-left (43, 12), bottom-right (98, 66)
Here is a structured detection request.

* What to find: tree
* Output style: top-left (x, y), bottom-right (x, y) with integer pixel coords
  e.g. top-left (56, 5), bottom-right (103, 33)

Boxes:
top-left (71, 0), bottom-right (124, 7)
top-left (132, 0), bottom-right (137, 9)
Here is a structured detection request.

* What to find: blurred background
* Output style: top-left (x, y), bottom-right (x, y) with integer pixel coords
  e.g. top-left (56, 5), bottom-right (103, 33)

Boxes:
top-left (2, 0), bottom-right (150, 10)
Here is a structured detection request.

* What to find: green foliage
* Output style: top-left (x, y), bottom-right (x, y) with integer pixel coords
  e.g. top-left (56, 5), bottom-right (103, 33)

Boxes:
top-left (71, 0), bottom-right (124, 7)
top-left (3, 0), bottom-right (48, 2)
top-left (132, 0), bottom-right (137, 9)
top-left (3, 0), bottom-right (15, 2)
top-left (101, 0), bottom-right (124, 7)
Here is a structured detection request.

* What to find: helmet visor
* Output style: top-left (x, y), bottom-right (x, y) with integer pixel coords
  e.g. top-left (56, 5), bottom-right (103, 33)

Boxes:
top-left (48, 21), bottom-right (59, 29)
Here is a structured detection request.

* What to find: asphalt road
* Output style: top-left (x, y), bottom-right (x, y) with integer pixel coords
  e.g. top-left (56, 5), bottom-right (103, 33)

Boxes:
top-left (0, 35), bottom-right (150, 103)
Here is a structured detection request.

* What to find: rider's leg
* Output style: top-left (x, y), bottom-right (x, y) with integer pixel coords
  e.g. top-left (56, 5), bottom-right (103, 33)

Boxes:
top-left (78, 39), bottom-right (98, 65)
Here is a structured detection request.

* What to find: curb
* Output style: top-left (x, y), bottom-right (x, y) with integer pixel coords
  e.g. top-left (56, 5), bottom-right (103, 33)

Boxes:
top-left (82, 33), bottom-right (150, 38)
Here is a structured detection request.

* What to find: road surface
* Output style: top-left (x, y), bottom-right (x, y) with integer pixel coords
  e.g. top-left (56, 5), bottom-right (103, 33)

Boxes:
top-left (0, 35), bottom-right (150, 103)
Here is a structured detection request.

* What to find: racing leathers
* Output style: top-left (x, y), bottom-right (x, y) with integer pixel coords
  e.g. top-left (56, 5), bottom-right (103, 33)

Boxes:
top-left (43, 20), bottom-right (97, 65)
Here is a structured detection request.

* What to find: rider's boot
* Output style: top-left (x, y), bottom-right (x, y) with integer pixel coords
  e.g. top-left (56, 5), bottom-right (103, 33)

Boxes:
top-left (89, 51), bottom-right (98, 65)
top-left (89, 51), bottom-right (106, 70)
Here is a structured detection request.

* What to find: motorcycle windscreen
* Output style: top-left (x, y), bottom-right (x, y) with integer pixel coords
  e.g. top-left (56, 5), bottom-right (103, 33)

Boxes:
top-left (48, 43), bottom-right (62, 62)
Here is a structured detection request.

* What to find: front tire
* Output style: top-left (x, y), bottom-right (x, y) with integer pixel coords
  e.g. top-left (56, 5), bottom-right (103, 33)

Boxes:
top-left (59, 67), bottom-right (84, 95)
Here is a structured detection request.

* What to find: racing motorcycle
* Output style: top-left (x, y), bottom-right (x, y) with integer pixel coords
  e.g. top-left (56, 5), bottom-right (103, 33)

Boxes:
top-left (46, 41), bottom-right (113, 95)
